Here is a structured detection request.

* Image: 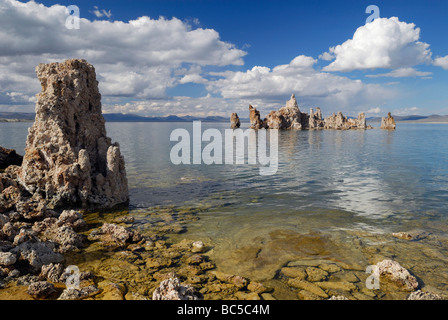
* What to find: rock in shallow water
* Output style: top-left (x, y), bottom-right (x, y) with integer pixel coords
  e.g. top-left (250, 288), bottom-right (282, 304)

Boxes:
top-left (152, 277), bottom-right (202, 300)
top-left (381, 112), bottom-right (396, 130)
top-left (392, 230), bottom-right (429, 241)
top-left (375, 259), bottom-right (419, 291)
top-left (18, 59), bottom-right (128, 209)
top-left (27, 281), bottom-right (56, 299)
top-left (58, 285), bottom-right (100, 300)
top-left (407, 290), bottom-right (443, 300)
top-left (230, 113), bottom-right (241, 129)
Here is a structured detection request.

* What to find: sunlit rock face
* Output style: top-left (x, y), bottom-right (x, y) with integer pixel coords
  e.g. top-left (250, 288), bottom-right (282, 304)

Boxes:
top-left (250, 94), bottom-right (369, 130)
top-left (264, 94), bottom-right (303, 130)
top-left (230, 113), bottom-right (241, 129)
top-left (324, 111), bottom-right (367, 130)
top-left (19, 59), bottom-right (128, 209)
top-left (309, 107), bottom-right (324, 129)
top-left (249, 105), bottom-right (265, 129)
top-left (381, 112), bottom-right (396, 130)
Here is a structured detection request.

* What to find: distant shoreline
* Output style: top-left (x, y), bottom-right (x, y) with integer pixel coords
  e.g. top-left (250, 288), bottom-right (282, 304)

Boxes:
top-left (2, 113), bottom-right (448, 124)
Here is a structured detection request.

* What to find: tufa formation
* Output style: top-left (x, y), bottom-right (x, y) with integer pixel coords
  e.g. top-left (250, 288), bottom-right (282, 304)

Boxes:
top-left (230, 113), bottom-right (241, 129)
top-left (381, 112), bottom-right (396, 130)
top-left (236, 94), bottom-right (372, 130)
top-left (1, 59), bottom-right (128, 212)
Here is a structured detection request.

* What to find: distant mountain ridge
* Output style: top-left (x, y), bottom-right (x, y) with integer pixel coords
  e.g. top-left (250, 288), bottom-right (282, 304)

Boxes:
top-left (367, 114), bottom-right (448, 123)
top-left (1, 112), bottom-right (448, 123)
top-left (0, 112), bottom-right (231, 123)
top-left (102, 113), bottom-right (230, 122)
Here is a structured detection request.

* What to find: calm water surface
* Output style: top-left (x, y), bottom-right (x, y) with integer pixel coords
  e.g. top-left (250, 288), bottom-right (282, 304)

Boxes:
top-left (2, 121), bottom-right (448, 291)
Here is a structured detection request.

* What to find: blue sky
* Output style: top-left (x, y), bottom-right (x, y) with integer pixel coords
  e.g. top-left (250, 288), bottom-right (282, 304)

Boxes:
top-left (1, 0), bottom-right (448, 117)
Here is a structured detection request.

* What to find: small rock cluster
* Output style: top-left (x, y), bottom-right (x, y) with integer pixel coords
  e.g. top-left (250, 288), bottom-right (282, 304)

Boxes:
top-left (381, 112), bottom-right (396, 130)
top-left (0, 208), bottom-right (90, 297)
top-left (241, 94), bottom-right (373, 130)
top-left (230, 113), bottom-right (241, 129)
top-left (276, 258), bottom-right (443, 300)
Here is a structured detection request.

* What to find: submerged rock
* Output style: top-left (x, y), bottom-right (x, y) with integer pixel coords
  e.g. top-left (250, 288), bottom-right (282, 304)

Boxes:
top-left (376, 259), bottom-right (418, 291)
top-left (407, 290), bottom-right (443, 300)
top-left (88, 223), bottom-right (143, 246)
top-left (58, 285), bottom-right (100, 300)
top-left (18, 59), bottom-right (128, 209)
top-left (152, 277), bottom-right (202, 300)
top-left (381, 112), bottom-right (396, 130)
top-left (328, 295), bottom-right (350, 300)
top-left (392, 230), bottom-right (430, 241)
top-left (230, 113), bottom-right (241, 129)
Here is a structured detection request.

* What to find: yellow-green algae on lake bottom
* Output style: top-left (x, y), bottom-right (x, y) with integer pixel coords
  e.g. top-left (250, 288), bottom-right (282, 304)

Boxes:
top-left (2, 204), bottom-right (448, 300)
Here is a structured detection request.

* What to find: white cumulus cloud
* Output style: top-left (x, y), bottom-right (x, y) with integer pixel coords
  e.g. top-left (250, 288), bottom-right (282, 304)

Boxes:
top-left (433, 55), bottom-right (448, 70)
top-left (206, 55), bottom-right (395, 115)
top-left (0, 0), bottom-right (247, 108)
top-left (366, 67), bottom-right (432, 78)
top-left (92, 6), bottom-right (112, 19)
top-left (323, 17), bottom-right (432, 72)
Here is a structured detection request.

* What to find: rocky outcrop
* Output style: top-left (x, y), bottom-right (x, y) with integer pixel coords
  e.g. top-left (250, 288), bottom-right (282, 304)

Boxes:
top-left (17, 59), bottom-right (128, 209)
top-left (324, 112), bottom-right (367, 130)
top-left (88, 223), bottom-right (143, 248)
top-left (381, 112), bottom-right (396, 130)
top-left (0, 59), bottom-right (129, 297)
top-left (230, 113), bottom-right (240, 129)
top-left (376, 259), bottom-right (419, 291)
top-left (278, 94), bottom-right (303, 129)
top-left (0, 147), bottom-right (23, 170)
top-left (407, 290), bottom-right (443, 300)
top-left (242, 94), bottom-right (372, 130)
top-left (152, 277), bottom-right (202, 300)
top-left (265, 94), bottom-right (304, 130)
top-left (309, 108), bottom-right (324, 129)
top-left (249, 105), bottom-right (265, 129)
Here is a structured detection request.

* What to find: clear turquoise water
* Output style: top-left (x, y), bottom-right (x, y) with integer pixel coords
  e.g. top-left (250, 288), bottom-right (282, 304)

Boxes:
top-left (2, 121), bottom-right (448, 288)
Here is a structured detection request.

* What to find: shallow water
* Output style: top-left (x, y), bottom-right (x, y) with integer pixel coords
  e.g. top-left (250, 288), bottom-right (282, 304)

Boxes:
top-left (2, 121), bottom-right (448, 298)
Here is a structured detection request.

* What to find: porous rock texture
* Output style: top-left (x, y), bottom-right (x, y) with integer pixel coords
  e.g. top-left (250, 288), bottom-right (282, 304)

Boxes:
top-left (381, 112), bottom-right (396, 130)
top-left (376, 259), bottom-right (419, 291)
top-left (265, 94), bottom-right (304, 130)
top-left (19, 59), bottom-right (128, 209)
top-left (249, 94), bottom-right (369, 130)
top-left (0, 60), bottom-right (129, 299)
top-left (324, 111), bottom-right (367, 130)
top-left (249, 105), bottom-right (266, 129)
top-left (152, 277), bottom-right (202, 300)
top-left (230, 113), bottom-right (241, 129)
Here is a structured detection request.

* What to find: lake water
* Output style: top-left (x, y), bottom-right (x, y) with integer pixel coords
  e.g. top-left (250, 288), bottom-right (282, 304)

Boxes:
top-left (2, 121), bottom-right (448, 297)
